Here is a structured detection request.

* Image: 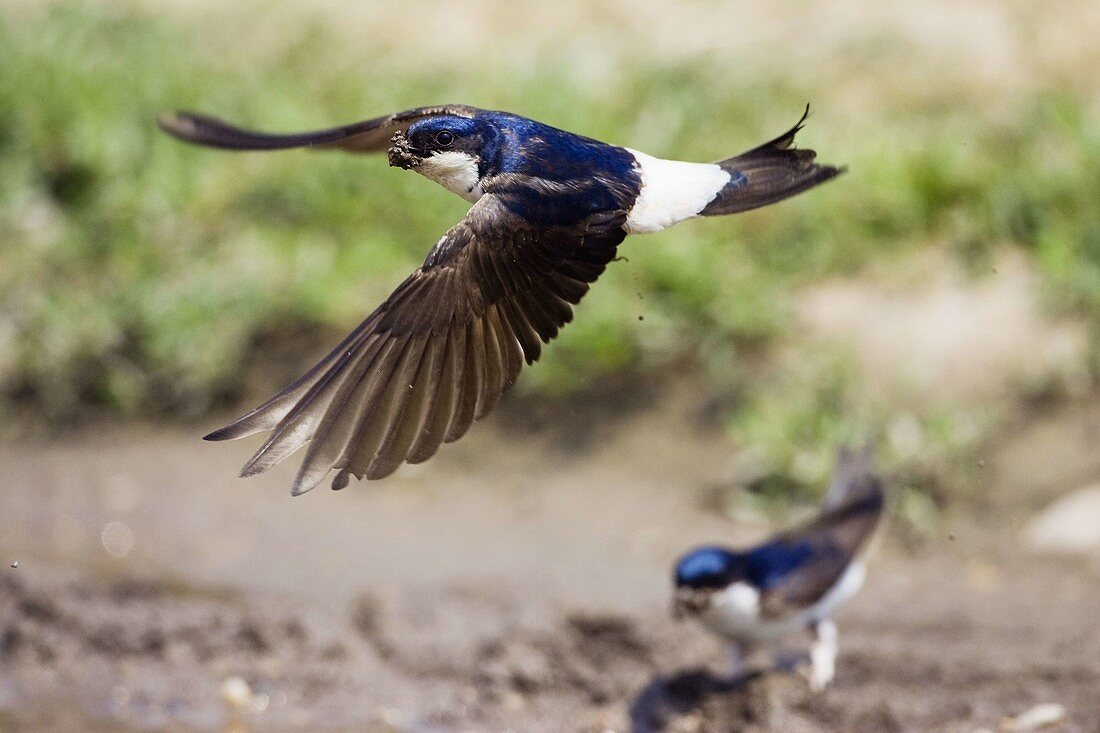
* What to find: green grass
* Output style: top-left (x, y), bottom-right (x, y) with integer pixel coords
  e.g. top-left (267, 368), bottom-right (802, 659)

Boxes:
top-left (1, 4), bottom-right (1098, 502)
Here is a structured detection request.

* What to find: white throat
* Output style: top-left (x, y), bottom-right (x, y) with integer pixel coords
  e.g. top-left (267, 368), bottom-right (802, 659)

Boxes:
top-left (417, 151), bottom-right (483, 203)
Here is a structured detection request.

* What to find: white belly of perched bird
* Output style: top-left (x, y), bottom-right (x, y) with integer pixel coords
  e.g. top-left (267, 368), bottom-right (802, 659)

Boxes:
top-left (417, 150), bottom-right (483, 202)
top-left (624, 149), bottom-right (730, 234)
top-left (700, 561), bottom-right (866, 644)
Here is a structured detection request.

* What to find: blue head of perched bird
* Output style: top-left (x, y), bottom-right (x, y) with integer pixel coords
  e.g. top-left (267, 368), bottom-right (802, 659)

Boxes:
top-left (673, 447), bottom-right (884, 691)
top-left (158, 103), bottom-right (843, 495)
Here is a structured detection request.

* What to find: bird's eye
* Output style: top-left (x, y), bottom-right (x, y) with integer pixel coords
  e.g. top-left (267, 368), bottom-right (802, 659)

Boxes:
top-left (435, 130), bottom-right (455, 146)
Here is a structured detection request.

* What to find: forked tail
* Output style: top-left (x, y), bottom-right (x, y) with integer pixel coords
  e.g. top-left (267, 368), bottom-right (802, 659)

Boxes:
top-left (699, 106), bottom-right (845, 217)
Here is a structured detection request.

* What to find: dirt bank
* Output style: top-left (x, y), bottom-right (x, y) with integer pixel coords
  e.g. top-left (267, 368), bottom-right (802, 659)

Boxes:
top-left (3, 387), bottom-right (1100, 732)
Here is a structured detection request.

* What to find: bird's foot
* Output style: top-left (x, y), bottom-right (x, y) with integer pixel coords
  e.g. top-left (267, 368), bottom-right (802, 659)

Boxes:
top-left (803, 619), bottom-right (837, 692)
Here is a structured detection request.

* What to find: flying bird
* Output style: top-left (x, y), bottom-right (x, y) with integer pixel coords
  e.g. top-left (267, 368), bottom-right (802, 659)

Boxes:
top-left (158, 104), bottom-right (844, 494)
top-left (672, 447), bottom-right (883, 691)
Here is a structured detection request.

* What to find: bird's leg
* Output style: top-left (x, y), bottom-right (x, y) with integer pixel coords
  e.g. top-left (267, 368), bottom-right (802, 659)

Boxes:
top-left (806, 619), bottom-right (837, 691)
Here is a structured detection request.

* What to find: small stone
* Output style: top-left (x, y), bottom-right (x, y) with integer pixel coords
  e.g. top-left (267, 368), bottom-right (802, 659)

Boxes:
top-left (10, 560), bottom-right (18, 569)
top-left (1025, 485), bottom-right (1100, 554)
top-left (1000, 702), bottom-right (1067, 731)
top-left (221, 676), bottom-right (253, 713)
top-left (101, 521), bottom-right (135, 558)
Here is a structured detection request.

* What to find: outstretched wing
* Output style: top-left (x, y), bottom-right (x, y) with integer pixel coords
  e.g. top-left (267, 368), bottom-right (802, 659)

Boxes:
top-left (752, 458), bottom-right (885, 617)
top-left (156, 105), bottom-right (481, 153)
top-left (206, 194), bottom-right (628, 494)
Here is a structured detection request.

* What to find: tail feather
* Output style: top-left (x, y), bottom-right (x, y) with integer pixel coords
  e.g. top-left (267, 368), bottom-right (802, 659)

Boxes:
top-left (821, 444), bottom-right (881, 513)
top-left (700, 106), bottom-right (844, 217)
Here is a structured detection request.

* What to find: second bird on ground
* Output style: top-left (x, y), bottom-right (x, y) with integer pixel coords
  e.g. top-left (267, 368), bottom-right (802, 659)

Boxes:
top-left (672, 447), bottom-right (884, 691)
top-left (159, 104), bottom-right (844, 494)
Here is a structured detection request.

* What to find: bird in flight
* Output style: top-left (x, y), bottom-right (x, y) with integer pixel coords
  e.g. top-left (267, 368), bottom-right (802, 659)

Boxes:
top-left (672, 447), bottom-right (883, 691)
top-left (158, 104), bottom-right (843, 494)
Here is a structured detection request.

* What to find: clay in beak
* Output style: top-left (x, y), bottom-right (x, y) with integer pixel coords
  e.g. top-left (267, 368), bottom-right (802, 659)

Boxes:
top-left (672, 587), bottom-right (711, 620)
top-left (388, 131), bottom-right (421, 170)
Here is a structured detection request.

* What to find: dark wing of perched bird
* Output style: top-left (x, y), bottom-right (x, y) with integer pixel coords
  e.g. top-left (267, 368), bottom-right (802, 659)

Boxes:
top-left (205, 194), bottom-right (628, 494)
top-left (157, 105), bottom-right (481, 152)
top-left (748, 452), bottom-right (884, 618)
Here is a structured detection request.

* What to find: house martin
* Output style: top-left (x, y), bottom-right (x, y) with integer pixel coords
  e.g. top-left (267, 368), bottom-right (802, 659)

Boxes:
top-left (158, 104), bottom-right (844, 494)
top-left (672, 447), bottom-right (883, 690)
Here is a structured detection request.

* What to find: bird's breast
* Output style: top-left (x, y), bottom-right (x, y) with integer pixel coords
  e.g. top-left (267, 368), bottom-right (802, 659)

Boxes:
top-left (700, 581), bottom-right (771, 640)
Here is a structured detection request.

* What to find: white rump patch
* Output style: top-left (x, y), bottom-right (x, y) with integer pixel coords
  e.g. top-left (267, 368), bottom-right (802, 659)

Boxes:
top-left (624, 149), bottom-right (730, 234)
top-left (417, 150), bottom-right (483, 202)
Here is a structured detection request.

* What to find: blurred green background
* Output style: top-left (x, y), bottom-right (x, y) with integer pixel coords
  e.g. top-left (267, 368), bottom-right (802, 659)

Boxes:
top-left (1, 0), bottom-right (1098, 503)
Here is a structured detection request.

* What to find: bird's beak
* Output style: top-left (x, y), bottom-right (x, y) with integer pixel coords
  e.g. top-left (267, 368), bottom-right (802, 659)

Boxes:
top-left (672, 587), bottom-right (709, 620)
top-left (388, 131), bottom-right (421, 170)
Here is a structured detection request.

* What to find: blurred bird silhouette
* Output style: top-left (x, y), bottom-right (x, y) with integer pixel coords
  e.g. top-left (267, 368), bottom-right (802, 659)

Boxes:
top-left (673, 446), bottom-right (884, 690)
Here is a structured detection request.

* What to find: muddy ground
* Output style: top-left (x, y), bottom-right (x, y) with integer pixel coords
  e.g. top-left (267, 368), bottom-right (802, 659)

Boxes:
top-left (2, 383), bottom-right (1100, 732)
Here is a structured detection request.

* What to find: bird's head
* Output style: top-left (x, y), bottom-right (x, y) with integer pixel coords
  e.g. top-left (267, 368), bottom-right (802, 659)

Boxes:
top-left (389, 116), bottom-right (496, 202)
top-left (672, 546), bottom-right (745, 619)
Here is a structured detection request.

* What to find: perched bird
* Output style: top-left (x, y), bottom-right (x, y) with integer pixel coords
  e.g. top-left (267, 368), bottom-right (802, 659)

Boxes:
top-left (672, 447), bottom-right (884, 691)
top-left (158, 104), bottom-right (843, 494)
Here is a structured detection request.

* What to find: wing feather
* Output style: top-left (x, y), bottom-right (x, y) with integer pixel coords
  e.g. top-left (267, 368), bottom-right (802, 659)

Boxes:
top-left (544, 271), bottom-right (590, 304)
top-left (498, 296), bottom-right (543, 365)
top-left (364, 338), bottom-right (436, 479)
top-left (755, 462), bottom-right (885, 617)
top-left (204, 316), bottom-right (378, 441)
top-left (489, 305), bottom-right (524, 391)
top-left (208, 193), bottom-right (628, 491)
top-left (476, 314), bottom-right (506, 420)
top-left (291, 336), bottom-right (413, 494)
top-left (337, 337), bottom-right (424, 482)
top-left (238, 332), bottom-right (387, 476)
top-left (445, 319), bottom-right (483, 444)
top-left (406, 325), bottom-right (459, 464)
top-left (157, 105), bottom-right (481, 153)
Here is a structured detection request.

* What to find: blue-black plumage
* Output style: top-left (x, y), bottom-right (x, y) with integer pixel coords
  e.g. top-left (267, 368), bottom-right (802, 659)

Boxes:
top-left (673, 446), bottom-right (884, 690)
top-left (158, 103), bottom-right (844, 494)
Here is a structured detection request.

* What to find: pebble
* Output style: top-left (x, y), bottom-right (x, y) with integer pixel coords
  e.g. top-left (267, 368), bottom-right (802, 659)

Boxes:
top-left (1025, 485), bottom-right (1100, 553)
top-left (220, 676), bottom-right (254, 713)
top-left (10, 560), bottom-right (18, 569)
top-left (1000, 703), bottom-right (1068, 731)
